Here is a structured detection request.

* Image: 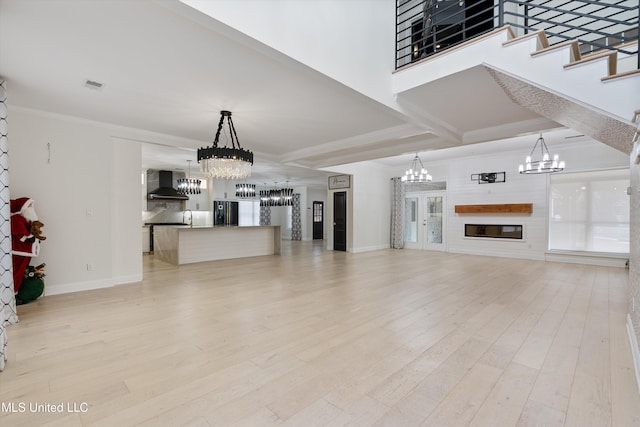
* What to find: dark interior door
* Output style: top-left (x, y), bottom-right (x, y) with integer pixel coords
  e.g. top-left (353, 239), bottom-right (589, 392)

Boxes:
top-left (313, 201), bottom-right (324, 240)
top-left (333, 192), bottom-right (347, 251)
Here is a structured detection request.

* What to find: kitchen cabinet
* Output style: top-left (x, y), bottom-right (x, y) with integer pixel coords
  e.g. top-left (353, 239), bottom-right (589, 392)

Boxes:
top-left (185, 189), bottom-right (210, 212)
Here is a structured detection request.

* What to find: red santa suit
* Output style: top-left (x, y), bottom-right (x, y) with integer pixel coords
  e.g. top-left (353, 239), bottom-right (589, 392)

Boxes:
top-left (11, 198), bottom-right (40, 292)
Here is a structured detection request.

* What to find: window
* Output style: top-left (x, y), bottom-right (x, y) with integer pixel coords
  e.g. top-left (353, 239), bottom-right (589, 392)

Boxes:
top-left (411, 19), bottom-right (425, 61)
top-left (238, 200), bottom-right (260, 226)
top-left (313, 202), bottom-right (323, 223)
top-left (286, 206), bottom-right (292, 230)
top-left (549, 169), bottom-right (629, 253)
top-left (404, 197), bottom-right (418, 242)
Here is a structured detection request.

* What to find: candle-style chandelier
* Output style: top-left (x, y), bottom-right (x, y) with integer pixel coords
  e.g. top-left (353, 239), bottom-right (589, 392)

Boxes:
top-left (197, 110), bottom-right (253, 180)
top-left (518, 133), bottom-right (565, 174)
top-left (401, 153), bottom-right (432, 183)
top-left (235, 183), bottom-right (256, 198)
top-left (177, 160), bottom-right (201, 195)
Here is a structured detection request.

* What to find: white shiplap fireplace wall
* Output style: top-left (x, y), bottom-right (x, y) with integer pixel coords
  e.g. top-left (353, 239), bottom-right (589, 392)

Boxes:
top-left (447, 150), bottom-right (547, 260)
top-left (426, 139), bottom-right (629, 261)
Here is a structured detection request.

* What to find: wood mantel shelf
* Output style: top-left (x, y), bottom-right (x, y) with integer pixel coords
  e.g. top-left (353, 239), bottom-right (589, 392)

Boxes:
top-left (454, 203), bottom-right (533, 214)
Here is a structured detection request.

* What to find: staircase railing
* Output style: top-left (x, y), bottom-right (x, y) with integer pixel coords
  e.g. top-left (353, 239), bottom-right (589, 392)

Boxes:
top-left (396, 0), bottom-right (639, 70)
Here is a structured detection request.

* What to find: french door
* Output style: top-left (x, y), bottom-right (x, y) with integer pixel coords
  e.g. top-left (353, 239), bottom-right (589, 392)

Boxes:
top-left (404, 191), bottom-right (446, 251)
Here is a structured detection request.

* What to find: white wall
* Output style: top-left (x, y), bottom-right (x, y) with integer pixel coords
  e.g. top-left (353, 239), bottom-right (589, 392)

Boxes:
top-left (185, 177), bottom-right (211, 213)
top-left (8, 109), bottom-right (143, 295)
top-left (210, 179), bottom-right (236, 202)
top-left (112, 138), bottom-right (143, 284)
top-left (628, 143), bottom-right (640, 366)
top-left (327, 160), bottom-right (395, 253)
top-left (353, 164), bottom-right (393, 253)
top-left (270, 206), bottom-right (291, 239)
top-left (181, 0), bottom-right (398, 108)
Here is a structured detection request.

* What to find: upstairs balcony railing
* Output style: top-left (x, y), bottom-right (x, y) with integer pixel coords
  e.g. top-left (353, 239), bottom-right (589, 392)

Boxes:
top-left (396, 0), bottom-right (639, 70)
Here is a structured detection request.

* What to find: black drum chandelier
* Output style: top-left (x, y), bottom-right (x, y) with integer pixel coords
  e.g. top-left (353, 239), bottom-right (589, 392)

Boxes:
top-left (235, 183), bottom-right (256, 198)
top-left (197, 110), bottom-right (253, 180)
top-left (177, 160), bottom-right (201, 195)
top-left (259, 187), bottom-right (293, 207)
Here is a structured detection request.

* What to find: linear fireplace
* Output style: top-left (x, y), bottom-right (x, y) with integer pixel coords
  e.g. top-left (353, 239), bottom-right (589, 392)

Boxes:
top-left (465, 224), bottom-right (523, 240)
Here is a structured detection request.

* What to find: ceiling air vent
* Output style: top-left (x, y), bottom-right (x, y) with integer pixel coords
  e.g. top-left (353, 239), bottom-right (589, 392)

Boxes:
top-left (84, 79), bottom-right (103, 90)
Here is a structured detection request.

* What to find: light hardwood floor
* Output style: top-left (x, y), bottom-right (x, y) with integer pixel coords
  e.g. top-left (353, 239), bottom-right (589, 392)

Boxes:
top-left (1, 241), bottom-right (639, 426)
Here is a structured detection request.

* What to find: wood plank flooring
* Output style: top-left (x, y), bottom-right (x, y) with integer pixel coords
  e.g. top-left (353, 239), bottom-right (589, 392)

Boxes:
top-left (1, 241), bottom-right (639, 426)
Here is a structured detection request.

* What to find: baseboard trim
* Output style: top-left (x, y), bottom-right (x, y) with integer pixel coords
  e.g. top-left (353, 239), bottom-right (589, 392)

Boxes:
top-left (44, 275), bottom-right (142, 296)
top-left (351, 244), bottom-right (390, 254)
top-left (626, 314), bottom-right (640, 393)
top-left (45, 279), bottom-right (112, 296)
top-left (112, 274), bottom-right (143, 286)
top-left (546, 251), bottom-right (628, 268)
top-left (447, 248), bottom-right (545, 261)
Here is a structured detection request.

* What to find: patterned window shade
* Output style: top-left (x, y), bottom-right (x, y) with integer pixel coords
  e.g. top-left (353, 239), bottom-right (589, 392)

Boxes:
top-left (259, 205), bottom-right (271, 226)
top-left (291, 194), bottom-right (301, 240)
top-left (390, 177), bottom-right (405, 249)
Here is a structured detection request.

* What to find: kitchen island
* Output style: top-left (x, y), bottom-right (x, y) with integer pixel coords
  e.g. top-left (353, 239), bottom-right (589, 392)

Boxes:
top-left (152, 225), bottom-right (281, 265)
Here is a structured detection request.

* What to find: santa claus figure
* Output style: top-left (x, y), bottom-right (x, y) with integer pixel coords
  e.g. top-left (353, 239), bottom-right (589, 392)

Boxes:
top-left (10, 197), bottom-right (43, 293)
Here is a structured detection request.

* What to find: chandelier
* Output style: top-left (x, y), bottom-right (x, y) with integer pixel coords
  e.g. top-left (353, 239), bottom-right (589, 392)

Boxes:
top-left (235, 183), bottom-right (256, 198)
top-left (177, 160), bottom-right (201, 195)
top-left (259, 184), bottom-right (293, 207)
top-left (518, 133), bottom-right (565, 174)
top-left (197, 110), bottom-right (253, 179)
top-left (401, 153), bottom-right (432, 183)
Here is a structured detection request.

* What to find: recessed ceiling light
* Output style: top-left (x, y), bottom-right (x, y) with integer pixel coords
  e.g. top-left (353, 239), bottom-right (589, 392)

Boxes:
top-left (84, 79), bottom-right (104, 90)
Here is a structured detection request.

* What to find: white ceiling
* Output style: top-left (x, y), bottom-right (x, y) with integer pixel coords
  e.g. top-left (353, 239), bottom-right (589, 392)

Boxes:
top-left (0, 0), bottom-right (576, 188)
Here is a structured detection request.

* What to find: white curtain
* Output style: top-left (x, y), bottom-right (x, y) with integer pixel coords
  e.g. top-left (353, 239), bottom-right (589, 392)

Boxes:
top-left (0, 79), bottom-right (18, 371)
top-left (390, 177), bottom-right (405, 249)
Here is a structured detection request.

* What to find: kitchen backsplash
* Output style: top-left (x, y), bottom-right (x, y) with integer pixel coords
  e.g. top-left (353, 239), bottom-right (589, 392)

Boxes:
top-left (143, 169), bottom-right (212, 226)
top-left (143, 200), bottom-right (184, 223)
top-left (142, 202), bottom-right (212, 226)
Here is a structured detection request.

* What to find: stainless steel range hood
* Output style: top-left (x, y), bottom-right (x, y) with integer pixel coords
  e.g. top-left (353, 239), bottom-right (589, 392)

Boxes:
top-left (147, 170), bottom-right (188, 200)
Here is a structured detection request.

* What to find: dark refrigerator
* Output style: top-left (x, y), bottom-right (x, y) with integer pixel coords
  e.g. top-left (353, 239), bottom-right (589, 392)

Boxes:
top-left (214, 201), bottom-right (239, 226)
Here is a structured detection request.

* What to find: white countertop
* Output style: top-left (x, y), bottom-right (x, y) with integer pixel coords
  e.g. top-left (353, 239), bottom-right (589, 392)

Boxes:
top-left (153, 224), bottom-right (276, 229)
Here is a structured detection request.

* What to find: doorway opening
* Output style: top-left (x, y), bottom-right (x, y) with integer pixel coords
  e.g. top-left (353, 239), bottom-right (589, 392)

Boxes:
top-left (404, 191), bottom-right (446, 251)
